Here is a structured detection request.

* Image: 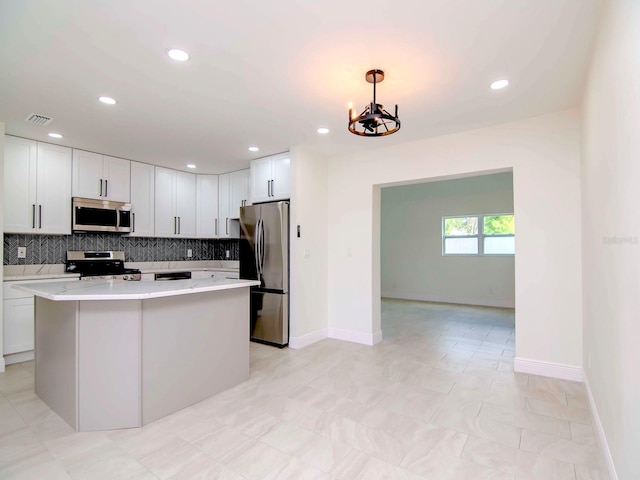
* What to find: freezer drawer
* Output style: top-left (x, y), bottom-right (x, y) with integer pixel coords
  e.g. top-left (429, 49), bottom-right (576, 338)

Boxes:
top-left (250, 291), bottom-right (288, 347)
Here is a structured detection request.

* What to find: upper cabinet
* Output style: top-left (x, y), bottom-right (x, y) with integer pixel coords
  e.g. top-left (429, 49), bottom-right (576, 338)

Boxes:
top-left (250, 152), bottom-right (290, 203)
top-left (154, 167), bottom-right (196, 238)
top-left (196, 174), bottom-right (219, 238)
top-left (4, 136), bottom-right (72, 235)
top-left (129, 162), bottom-right (155, 237)
top-left (217, 170), bottom-right (246, 238)
top-left (72, 150), bottom-right (131, 202)
top-left (230, 169), bottom-right (250, 217)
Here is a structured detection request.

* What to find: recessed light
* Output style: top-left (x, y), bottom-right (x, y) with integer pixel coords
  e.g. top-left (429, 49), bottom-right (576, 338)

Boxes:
top-left (98, 96), bottom-right (117, 105)
top-left (317, 127), bottom-right (330, 134)
top-left (186, 164), bottom-right (197, 169)
top-left (167, 48), bottom-right (190, 62)
top-left (48, 132), bottom-right (63, 139)
top-left (490, 79), bottom-right (509, 90)
top-left (248, 146), bottom-right (259, 152)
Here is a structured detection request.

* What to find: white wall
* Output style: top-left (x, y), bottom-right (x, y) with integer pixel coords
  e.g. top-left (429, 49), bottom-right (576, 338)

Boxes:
top-left (581, 0), bottom-right (640, 478)
top-left (381, 172), bottom-right (515, 308)
top-left (0, 122), bottom-right (5, 372)
top-left (288, 146), bottom-right (329, 348)
top-left (325, 110), bottom-right (583, 370)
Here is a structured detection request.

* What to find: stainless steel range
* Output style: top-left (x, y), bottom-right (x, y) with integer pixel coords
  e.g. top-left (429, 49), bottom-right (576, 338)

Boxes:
top-left (65, 251), bottom-right (141, 281)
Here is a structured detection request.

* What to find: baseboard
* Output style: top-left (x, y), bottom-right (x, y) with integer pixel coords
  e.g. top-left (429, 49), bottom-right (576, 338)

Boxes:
top-left (328, 327), bottom-right (382, 346)
top-left (583, 374), bottom-right (618, 480)
top-left (288, 328), bottom-right (328, 349)
top-left (3, 350), bottom-right (34, 366)
top-left (381, 292), bottom-right (515, 309)
top-left (513, 357), bottom-right (583, 382)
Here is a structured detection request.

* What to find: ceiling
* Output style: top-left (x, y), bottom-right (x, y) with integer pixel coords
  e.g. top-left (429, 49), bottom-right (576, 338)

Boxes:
top-left (0, 0), bottom-right (603, 174)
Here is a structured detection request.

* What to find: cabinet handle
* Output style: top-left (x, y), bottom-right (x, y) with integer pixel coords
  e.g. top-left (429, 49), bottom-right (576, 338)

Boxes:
top-left (100, 179), bottom-right (103, 197)
top-left (178, 216), bottom-right (181, 234)
top-left (32, 204), bottom-right (36, 229)
top-left (226, 217), bottom-right (229, 235)
top-left (268, 179), bottom-right (271, 197)
top-left (38, 205), bottom-right (42, 229)
top-left (174, 216), bottom-right (177, 234)
top-left (215, 218), bottom-right (218, 236)
top-left (132, 213), bottom-right (135, 233)
top-left (105, 179), bottom-right (108, 197)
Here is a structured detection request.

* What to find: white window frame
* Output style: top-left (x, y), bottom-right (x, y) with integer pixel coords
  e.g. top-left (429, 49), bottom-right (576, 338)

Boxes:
top-left (442, 213), bottom-right (514, 256)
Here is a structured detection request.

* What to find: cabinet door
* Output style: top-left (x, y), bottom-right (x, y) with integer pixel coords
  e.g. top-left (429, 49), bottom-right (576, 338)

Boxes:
top-left (3, 136), bottom-right (38, 233)
top-left (36, 143), bottom-right (72, 234)
top-left (196, 175), bottom-right (219, 238)
top-left (3, 297), bottom-right (35, 354)
top-left (130, 162), bottom-right (155, 237)
top-left (72, 150), bottom-right (104, 199)
top-left (250, 158), bottom-right (272, 203)
top-left (271, 154), bottom-right (291, 200)
top-left (176, 171), bottom-right (196, 237)
top-left (103, 156), bottom-right (131, 202)
top-left (230, 169), bottom-right (249, 218)
top-left (218, 173), bottom-right (231, 238)
top-left (154, 167), bottom-right (177, 237)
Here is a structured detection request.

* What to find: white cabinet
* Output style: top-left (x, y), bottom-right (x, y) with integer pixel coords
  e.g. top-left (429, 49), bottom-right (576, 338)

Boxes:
top-left (250, 153), bottom-right (290, 203)
top-left (4, 136), bottom-right (72, 235)
top-left (218, 173), bottom-right (231, 238)
top-left (230, 169), bottom-right (250, 216)
top-left (129, 162), bottom-right (155, 237)
top-left (3, 278), bottom-right (76, 363)
top-left (154, 167), bottom-right (196, 237)
top-left (218, 171), bottom-right (246, 238)
top-left (72, 150), bottom-right (131, 202)
top-left (196, 175), bottom-right (219, 238)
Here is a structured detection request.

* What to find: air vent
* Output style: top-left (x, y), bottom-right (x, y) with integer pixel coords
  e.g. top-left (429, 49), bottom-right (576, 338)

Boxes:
top-left (24, 113), bottom-right (54, 126)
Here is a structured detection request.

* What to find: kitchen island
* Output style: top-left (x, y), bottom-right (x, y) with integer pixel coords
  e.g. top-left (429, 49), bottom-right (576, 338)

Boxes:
top-left (17, 277), bottom-right (259, 432)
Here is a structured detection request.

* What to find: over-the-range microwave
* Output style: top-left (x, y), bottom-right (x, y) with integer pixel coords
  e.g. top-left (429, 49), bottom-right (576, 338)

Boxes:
top-left (72, 197), bottom-right (132, 233)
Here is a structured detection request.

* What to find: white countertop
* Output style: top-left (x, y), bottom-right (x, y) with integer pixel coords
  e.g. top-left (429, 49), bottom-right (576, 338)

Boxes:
top-left (4, 261), bottom-right (239, 281)
top-left (16, 277), bottom-right (259, 301)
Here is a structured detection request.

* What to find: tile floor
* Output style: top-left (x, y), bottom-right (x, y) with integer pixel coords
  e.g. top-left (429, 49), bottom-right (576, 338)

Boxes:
top-left (0, 300), bottom-right (610, 479)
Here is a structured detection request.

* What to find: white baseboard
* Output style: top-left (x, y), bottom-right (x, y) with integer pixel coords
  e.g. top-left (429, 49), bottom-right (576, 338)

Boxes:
top-left (288, 329), bottom-right (328, 349)
top-left (4, 350), bottom-right (35, 366)
top-left (328, 328), bottom-right (382, 346)
top-left (583, 374), bottom-right (618, 480)
top-left (513, 357), bottom-right (583, 382)
top-left (381, 292), bottom-right (515, 309)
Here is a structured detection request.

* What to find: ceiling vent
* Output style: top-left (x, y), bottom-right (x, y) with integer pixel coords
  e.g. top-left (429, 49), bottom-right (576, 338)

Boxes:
top-left (24, 113), bottom-right (54, 126)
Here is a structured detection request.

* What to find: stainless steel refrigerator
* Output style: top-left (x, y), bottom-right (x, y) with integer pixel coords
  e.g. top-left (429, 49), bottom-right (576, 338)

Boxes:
top-left (239, 201), bottom-right (289, 347)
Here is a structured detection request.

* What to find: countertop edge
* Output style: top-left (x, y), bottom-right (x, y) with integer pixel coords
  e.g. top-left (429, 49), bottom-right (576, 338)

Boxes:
top-left (15, 279), bottom-right (260, 301)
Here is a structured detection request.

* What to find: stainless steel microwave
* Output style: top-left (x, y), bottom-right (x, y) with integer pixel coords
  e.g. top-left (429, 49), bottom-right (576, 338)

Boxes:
top-left (72, 197), bottom-right (132, 233)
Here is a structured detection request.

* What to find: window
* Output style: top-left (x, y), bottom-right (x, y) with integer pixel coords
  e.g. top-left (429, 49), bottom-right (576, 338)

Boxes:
top-left (443, 214), bottom-right (514, 255)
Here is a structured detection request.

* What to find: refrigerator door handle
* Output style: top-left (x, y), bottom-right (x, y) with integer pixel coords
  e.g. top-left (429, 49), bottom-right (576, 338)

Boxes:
top-left (254, 218), bottom-right (262, 277)
top-left (259, 216), bottom-right (265, 274)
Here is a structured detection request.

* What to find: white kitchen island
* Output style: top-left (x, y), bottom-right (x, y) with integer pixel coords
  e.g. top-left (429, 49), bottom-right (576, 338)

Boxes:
top-left (17, 278), bottom-right (259, 432)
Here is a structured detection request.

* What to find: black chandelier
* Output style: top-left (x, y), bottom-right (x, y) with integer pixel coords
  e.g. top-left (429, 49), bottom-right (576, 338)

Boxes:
top-left (348, 69), bottom-right (400, 137)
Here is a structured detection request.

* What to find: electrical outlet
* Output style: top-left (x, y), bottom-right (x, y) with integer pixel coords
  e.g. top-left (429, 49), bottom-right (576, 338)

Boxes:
top-left (225, 250), bottom-right (230, 259)
top-left (17, 246), bottom-right (26, 259)
top-left (187, 249), bottom-right (193, 258)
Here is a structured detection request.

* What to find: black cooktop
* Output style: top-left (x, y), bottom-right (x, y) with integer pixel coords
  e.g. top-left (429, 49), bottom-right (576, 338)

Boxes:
top-left (65, 251), bottom-right (140, 277)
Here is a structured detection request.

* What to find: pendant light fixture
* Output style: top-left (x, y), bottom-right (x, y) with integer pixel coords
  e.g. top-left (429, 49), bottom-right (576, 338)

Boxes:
top-left (348, 69), bottom-right (400, 137)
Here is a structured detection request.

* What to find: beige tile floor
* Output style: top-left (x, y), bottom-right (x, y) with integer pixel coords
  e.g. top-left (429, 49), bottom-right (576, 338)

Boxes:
top-left (0, 300), bottom-right (610, 479)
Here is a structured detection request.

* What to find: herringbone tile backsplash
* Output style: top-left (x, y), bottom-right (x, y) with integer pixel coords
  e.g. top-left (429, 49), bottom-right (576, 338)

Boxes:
top-left (3, 234), bottom-right (239, 265)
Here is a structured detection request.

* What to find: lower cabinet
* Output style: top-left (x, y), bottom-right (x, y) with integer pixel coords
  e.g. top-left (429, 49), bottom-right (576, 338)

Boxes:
top-left (3, 296), bottom-right (34, 356)
top-left (3, 278), bottom-right (77, 364)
